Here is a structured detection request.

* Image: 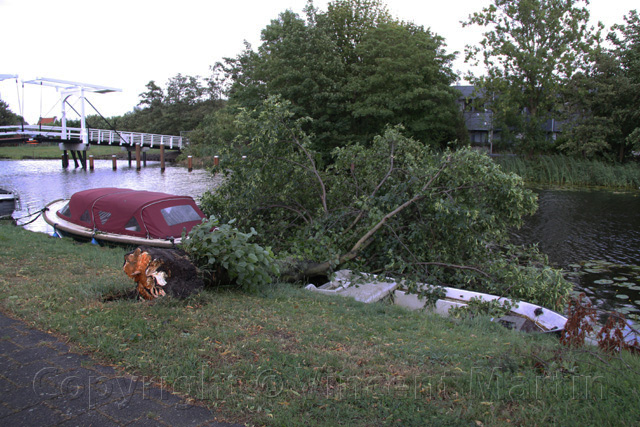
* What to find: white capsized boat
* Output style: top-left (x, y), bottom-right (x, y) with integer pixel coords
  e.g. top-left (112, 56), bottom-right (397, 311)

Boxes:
top-left (306, 270), bottom-right (567, 333)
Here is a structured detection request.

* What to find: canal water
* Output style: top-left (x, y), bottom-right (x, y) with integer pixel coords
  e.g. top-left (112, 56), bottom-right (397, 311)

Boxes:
top-left (511, 188), bottom-right (640, 320)
top-left (0, 159), bottom-right (222, 234)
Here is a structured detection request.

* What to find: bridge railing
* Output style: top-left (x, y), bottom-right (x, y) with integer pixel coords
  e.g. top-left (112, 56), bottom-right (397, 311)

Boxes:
top-left (0, 125), bottom-right (185, 149)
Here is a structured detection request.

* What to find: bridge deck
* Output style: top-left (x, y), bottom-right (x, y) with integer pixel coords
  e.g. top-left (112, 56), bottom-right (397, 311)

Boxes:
top-left (0, 125), bottom-right (185, 150)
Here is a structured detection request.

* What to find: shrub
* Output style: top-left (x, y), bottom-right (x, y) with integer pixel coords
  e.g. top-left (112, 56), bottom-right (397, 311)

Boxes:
top-left (180, 217), bottom-right (279, 292)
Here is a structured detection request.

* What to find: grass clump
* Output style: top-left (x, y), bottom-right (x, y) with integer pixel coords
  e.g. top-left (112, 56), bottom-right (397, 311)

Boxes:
top-left (1, 223), bottom-right (640, 426)
top-left (496, 155), bottom-right (640, 189)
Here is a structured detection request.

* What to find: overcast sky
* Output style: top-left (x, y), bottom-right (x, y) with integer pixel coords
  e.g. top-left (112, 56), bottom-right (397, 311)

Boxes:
top-left (1, 0), bottom-right (636, 125)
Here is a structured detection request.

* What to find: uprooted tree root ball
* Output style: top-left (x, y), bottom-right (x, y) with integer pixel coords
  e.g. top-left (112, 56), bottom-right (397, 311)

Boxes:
top-left (123, 246), bottom-right (204, 300)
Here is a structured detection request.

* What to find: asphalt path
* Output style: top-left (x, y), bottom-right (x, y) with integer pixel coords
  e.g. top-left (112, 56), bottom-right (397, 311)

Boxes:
top-left (0, 311), bottom-right (241, 426)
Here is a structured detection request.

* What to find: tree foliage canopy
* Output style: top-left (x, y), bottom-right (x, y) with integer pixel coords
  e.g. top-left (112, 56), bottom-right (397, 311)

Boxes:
top-left (215, 0), bottom-right (465, 158)
top-left (464, 0), bottom-right (596, 152)
top-left (0, 98), bottom-right (23, 126)
top-left (561, 9), bottom-right (640, 161)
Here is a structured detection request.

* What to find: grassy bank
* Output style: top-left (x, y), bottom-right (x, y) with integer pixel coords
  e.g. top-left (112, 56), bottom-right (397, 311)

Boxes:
top-left (1, 223), bottom-right (639, 426)
top-left (0, 144), bottom-right (161, 160)
top-left (496, 155), bottom-right (640, 189)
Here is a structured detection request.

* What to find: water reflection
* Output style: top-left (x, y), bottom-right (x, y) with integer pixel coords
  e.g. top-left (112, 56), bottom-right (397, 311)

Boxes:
top-left (0, 159), bottom-right (221, 234)
top-left (512, 189), bottom-right (640, 266)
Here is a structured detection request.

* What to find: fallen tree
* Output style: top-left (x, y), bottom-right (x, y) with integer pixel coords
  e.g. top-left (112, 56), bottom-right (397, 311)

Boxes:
top-left (198, 96), bottom-right (571, 309)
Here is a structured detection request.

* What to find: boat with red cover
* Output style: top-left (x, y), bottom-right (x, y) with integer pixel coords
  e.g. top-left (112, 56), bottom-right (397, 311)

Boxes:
top-left (43, 188), bottom-right (206, 247)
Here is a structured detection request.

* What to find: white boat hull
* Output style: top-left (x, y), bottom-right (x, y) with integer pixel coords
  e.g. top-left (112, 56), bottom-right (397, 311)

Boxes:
top-left (306, 270), bottom-right (567, 333)
top-left (0, 190), bottom-right (17, 218)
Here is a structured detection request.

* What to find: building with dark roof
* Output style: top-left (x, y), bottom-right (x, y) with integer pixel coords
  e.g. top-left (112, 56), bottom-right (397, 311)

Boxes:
top-left (454, 85), bottom-right (563, 152)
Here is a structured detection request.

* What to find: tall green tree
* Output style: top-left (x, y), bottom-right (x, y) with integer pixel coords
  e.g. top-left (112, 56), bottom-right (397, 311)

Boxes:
top-left (463, 0), bottom-right (597, 153)
top-left (217, 0), bottom-right (463, 158)
top-left (561, 10), bottom-right (640, 161)
top-left (347, 21), bottom-right (464, 144)
top-left (138, 80), bottom-right (164, 109)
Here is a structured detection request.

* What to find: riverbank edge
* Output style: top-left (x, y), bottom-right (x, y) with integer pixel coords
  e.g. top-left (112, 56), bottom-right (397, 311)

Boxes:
top-left (495, 155), bottom-right (640, 190)
top-left (0, 145), bottom-right (180, 162)
top-left (1, 222), bottom-right (639, 425)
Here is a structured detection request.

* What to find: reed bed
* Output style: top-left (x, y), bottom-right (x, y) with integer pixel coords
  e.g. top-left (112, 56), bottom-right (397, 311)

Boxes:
top-left (496, 155), bottom-right (640, 189)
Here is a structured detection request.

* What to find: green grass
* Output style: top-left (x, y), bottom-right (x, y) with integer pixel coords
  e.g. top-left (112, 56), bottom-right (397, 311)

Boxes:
top-left (1, 222), bottom-right (640, 426)
top-left (496, 155), bottom-right (640, 189)
top-left (0, 144), bottom-right (162, 160)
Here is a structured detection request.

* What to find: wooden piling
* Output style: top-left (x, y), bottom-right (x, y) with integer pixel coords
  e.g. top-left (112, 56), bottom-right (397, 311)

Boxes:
top-left (188, 155), bottom-right (193, 172)
top-left (112, 155), bottom-right (117, 170)
top-left (89, 155), bottom-right (94, 170)
top-left (62, 151), bottom-right (69, 168)
top-left (70, 150), bottom-right (79, 168)
top-left (160, 144), bottom-right (165, 172)
top-left (214, 156), bottom-right (219, 167)
top-left (135, 144), bottom-right (141, 171)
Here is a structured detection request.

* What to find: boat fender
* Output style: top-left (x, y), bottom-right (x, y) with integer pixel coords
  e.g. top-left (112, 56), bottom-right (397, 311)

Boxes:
top-left (52, 224), bottom-right (61, 239)
top-left (91, 232), bottom-right (99, 245)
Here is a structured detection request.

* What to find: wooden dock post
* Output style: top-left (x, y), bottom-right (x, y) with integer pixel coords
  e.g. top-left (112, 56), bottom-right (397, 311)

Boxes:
top-left (112, 155), bottom-right (117, 170)
top-left (188, 155), bottom-right (193, 172)
top-left (128, 150), bottom-right (132, 167)
top-left (160, 144), bottom-right (165, 172)
top-left (135, 144), bottom-right (141, 171)
top-left (214, 156), bottom-right (219, 167)
top-left (62, 151), bottom-right (69, 168)
top-left (89, 155), bottom-right (94, 170)
top-left (70, 150), bottom-right (80, 168)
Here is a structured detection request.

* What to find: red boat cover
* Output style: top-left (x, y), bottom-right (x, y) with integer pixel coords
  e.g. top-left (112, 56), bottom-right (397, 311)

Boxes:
top-left (56, 188), bottom-right (205, 240)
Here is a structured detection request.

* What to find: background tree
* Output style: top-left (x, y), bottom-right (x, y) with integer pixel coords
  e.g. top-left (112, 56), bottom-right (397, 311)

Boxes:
top-left (561, 10), bottom-right (640, 161)
top-left (0, 99), bottom-right (23, 126)
top-left (69, 74), bottom-right (226, 137)
top-left (138, 80), bottom-right (164, 109)
top-left (216, 0), bottom-right (464, 159)
top-left (463, 0), bottom-right (596, 153)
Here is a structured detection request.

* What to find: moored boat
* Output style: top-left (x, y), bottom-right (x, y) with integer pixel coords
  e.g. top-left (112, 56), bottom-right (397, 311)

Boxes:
top-left (43, 188), bottom-right (206, 248)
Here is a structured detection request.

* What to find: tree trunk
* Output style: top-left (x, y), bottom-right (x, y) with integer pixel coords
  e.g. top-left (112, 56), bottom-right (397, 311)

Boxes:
top-left (619, 144), bottom-right (625, 163)
top-left (123, 246), bottom-right (204, 300)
